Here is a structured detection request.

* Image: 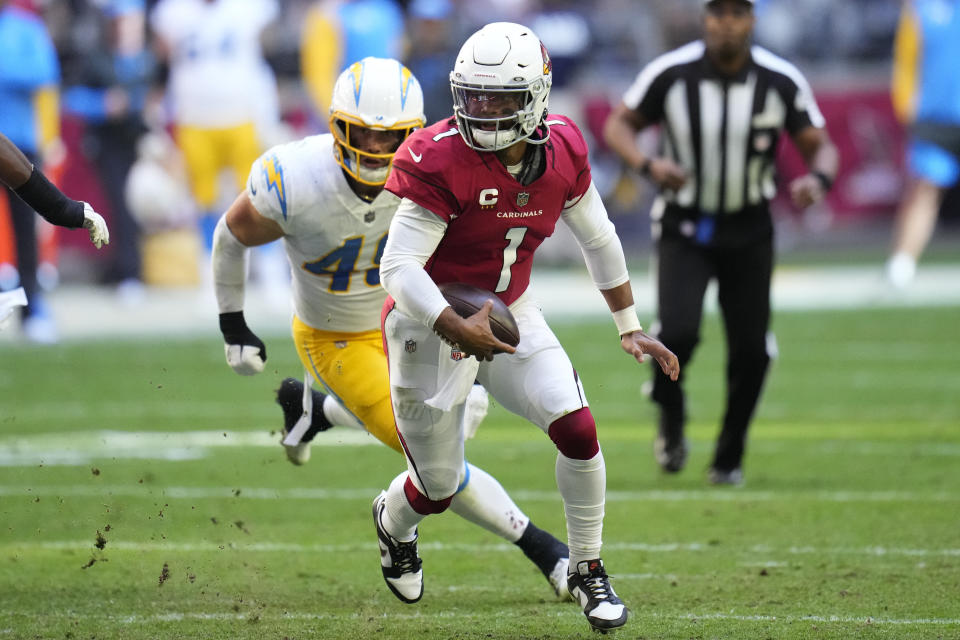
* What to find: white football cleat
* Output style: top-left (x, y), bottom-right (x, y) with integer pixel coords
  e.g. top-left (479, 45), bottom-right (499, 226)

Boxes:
top-left (373, 492), bottom-right (423, 604)
top-left (548, 556), bottom-right (573, 601)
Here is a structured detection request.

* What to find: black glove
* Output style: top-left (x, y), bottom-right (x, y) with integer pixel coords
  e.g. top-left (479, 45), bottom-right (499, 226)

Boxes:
top-left (219, 311), bottom-right (267, 375)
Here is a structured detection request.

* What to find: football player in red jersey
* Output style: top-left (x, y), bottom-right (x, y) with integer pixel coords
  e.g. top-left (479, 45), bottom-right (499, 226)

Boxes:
top-left (372, 22), bottom-right (680, 633)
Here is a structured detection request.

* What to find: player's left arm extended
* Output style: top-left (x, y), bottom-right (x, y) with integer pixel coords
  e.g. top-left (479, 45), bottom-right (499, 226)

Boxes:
top-left (213, 192), bottom-right (283, 376)
top-left (562, 181), bottom-right (679, 380)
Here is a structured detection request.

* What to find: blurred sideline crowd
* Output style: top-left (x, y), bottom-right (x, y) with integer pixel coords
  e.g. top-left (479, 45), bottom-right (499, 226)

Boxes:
top-left (0, 0), bottom-right (952, 344)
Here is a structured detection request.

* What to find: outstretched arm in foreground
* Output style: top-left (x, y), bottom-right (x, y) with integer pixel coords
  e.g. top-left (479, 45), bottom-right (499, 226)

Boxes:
top-left (0, 132), bottom-right (109, 248)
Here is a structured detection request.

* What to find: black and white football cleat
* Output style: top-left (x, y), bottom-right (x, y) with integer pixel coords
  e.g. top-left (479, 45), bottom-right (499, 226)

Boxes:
top-left (567, 559), bottom-right (628, 633)
top-left (372, 491), bottom-right (423, 604)
top-left (275, 377), bottom-right (333, 465)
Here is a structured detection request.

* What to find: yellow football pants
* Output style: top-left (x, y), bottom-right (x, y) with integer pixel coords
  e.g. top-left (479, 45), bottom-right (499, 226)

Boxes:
top-left (175, 122), bottom-right (261, 210)
top-left (292, 315), bottom-right (402, 452)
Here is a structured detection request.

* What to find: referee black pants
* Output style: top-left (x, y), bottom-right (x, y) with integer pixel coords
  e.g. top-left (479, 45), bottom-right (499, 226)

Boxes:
top-left (650, 229), bottom-right (773, 472)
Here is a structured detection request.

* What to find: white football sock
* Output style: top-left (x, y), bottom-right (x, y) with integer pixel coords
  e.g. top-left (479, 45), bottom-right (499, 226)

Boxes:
top-left (322, 395), bottom-right (364, 431)
top-left (449, 462), bottom-right (529, 543)
top-left (556, 451), bottom-right (605, 567)
top-left (382, 473), bottom-right (423, 541)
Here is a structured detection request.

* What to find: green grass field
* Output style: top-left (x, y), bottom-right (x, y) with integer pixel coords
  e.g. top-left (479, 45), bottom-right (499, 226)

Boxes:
top-left (1, 306), bottom-right (958, 639)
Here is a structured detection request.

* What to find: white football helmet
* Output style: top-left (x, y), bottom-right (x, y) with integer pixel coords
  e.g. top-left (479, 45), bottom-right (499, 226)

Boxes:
top-left (330, 57), bottom-right (426, 185)
top-left (450, 22), bottom-right (553, 151)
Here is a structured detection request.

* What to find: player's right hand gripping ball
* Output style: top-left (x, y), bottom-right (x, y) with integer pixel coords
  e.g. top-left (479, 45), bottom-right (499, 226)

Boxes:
top-left (438, 282), bottom-right (520, 348)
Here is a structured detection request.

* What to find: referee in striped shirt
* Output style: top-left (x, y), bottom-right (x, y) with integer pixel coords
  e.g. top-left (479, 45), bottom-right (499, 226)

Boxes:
top-left (604, 0), bottom-right (838, 485)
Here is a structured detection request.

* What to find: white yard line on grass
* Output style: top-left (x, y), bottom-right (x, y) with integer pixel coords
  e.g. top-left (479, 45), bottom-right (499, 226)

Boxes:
top-left (6, 539), bottom-right (960, 558)
top-left (1, 483), bottom-right (957, 503)
top-left (1, 609), bottom-right (958, 627)
top-left (0, 429), bottom-right (379, 466)
top-left (3, 430), bottom-right (958, 468)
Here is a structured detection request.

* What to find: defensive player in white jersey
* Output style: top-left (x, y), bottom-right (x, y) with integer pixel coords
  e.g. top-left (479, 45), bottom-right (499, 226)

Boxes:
top-left (211, 57), bottom-right (572, 600)
top-left (373, 24), bottom-right (680, 633)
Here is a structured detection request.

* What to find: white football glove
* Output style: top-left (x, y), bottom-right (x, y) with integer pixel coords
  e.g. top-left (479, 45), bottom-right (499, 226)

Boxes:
top-left (81, 202), bottom-right (110, 249)
top-left (463, 383), bottom-right (489, 440)
top-left (219, 311), bottom-right (267, 376)
top-left (224, 343), bottom-right (267, 375)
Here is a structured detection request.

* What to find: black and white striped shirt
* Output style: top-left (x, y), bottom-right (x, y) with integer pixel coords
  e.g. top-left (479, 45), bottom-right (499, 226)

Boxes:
top-left (622, 40), bottom-right (825, 216)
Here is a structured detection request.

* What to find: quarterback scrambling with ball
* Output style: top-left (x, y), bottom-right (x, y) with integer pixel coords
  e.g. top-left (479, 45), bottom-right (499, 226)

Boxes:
top-left (211, 57), bottom-right (572, 599)
top-left (373, 23), bottom-right (680, 633)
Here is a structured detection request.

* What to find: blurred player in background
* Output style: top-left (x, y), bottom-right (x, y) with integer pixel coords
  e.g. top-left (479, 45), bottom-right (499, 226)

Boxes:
top-left (62, 0), bottom-right (155, 298)
top-left (300, 0), bottom-right (405, 126)
top-left (149, 0), bottom-right (279, 256)
top-left (0, 0), bottom-right (64, 342)
top-left (211, 57), bottom-right (572, 599)
top-left (373, 23), bottom-right (678, 633)
top-left (0, 131), bottom-right (109, 331)
top-left (885, 0), bottom-right (960, 288)
top-left (604, 0), bottom-right (838, 485)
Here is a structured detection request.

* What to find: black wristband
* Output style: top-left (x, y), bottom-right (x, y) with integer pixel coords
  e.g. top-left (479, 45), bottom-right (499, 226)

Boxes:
top-left (813, 171), bottom-right (834, 192)
top-left (637, 157), bottom-right (652, 177)
top-left (219, 310), bottom-right (250, 343)
top-left (13, 166), bottom-right (85, 228)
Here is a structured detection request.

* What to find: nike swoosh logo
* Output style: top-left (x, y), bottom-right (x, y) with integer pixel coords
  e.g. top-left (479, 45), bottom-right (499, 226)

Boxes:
top-left (250, 183), bottom-right (257, 195)
top-left (408, 148), bottom-right (422, 163)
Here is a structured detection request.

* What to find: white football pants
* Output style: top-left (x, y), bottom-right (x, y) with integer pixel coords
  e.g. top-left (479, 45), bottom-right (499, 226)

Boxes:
top-left (384, 295), bottom-right (589, 494)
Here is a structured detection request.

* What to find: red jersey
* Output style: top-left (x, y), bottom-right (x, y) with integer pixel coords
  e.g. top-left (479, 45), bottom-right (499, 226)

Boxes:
top-left (385, 115), bottom-right (593, 305)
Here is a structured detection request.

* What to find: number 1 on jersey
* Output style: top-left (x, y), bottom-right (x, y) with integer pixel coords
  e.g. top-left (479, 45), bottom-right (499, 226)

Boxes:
top-left (496, 227), bottom-right (527, 293)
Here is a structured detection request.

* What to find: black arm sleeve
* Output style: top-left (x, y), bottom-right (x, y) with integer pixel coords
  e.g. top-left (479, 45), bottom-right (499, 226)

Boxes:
top-left (12, 166), bottom-right (85, 229)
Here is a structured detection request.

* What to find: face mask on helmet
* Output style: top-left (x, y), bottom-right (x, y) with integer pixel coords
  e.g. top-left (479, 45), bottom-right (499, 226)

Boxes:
top-left (331, 119), bottom-right (411, 185)
top-left (330, 57), bottom-right (426, 185)
top-left (450, 22), bottom-right (553, 152)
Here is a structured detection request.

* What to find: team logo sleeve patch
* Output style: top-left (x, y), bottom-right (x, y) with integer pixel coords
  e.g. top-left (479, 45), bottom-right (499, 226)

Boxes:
top-left (262, 154), bottom-right (288, 220)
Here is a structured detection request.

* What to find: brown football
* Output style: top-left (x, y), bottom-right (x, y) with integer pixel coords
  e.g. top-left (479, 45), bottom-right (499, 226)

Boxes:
top-left (438, 282), bottom-right (520, 347)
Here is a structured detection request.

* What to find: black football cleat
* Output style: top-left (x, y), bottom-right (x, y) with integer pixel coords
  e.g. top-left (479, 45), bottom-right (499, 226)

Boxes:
top-left (568, 559), bottom-right (628, 633)
top-left (275, 377), bottom-right (333, 465)
top-left (372, 492), bottom-right (423, 603)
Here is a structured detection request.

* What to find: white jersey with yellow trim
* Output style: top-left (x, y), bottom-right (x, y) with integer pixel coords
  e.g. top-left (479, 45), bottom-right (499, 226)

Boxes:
top-left (247, 134), bottom-right (398, 333)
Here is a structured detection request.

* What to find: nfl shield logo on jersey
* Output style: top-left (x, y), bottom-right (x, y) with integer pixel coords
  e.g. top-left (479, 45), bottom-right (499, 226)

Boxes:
top-left (517, 192), bottom-right (530, 207)
top-left (405, 339), bottom-right (417, 353)
top-left (450, 350), bottom-right (465, 361)
top-left (365, 211), bottom-right (376, 223)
